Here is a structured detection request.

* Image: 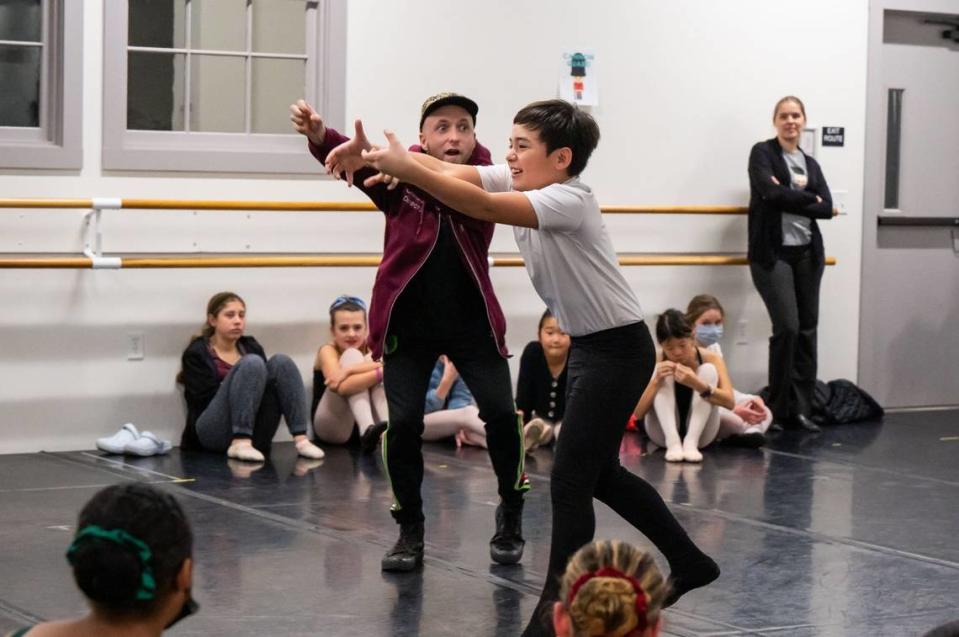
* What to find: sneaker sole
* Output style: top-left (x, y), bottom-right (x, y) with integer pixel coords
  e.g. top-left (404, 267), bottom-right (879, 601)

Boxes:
top-left (381, 554), bottom-right (423, 572)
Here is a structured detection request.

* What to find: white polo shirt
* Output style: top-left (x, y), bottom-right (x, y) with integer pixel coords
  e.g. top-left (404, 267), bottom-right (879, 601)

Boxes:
top-left (477, 164), bottom-right (644, 337)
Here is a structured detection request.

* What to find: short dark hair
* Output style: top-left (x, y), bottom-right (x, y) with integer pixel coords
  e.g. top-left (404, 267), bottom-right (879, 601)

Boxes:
top-left (513, 99), bottom-right (600, 177)
top-left (655, 309), bottom-right (693, 343)
top-left (537, 308), bottom-right (555, 333)
top-left (69, 483), bottom-right (192, 616)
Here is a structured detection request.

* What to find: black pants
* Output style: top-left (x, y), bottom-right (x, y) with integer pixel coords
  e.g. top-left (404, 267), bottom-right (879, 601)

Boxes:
top-left (750, 246), bottom-right (824, 421)
top-left (522, 322), bottom-right (712, 636)
top-left (382, 327), bottom-right (525, 525)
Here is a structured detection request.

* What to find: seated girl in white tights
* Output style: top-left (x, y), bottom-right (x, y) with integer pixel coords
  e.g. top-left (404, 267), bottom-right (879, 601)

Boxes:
top-left (312, 296), bottom-right (388, 454)
top-left (634, 309), bottom-right (736, 462)
top-left (686, 294), bottom-right (773, 447)
top-left (421, 355), bottom-right (488, 447)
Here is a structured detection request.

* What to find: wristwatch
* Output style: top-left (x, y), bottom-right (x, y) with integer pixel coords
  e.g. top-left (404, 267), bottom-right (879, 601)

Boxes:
top-left (700, 385), bottom-right (714, 399)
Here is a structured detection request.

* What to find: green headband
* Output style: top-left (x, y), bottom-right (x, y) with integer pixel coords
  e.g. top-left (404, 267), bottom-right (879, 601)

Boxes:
top-left (66, 525), bottom-right (157, 601)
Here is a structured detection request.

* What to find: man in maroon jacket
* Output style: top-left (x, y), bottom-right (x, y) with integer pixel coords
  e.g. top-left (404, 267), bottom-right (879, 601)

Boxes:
top-left (291, 93), bottom-right (528, 572)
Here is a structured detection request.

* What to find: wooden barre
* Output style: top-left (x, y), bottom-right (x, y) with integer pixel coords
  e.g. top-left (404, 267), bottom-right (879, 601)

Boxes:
top-left (0, 198), bottom-right (747, 214)
top-left (0, 254), bottom-right (837, 269)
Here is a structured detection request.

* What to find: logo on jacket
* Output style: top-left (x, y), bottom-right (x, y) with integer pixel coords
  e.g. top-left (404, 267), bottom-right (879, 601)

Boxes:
top-left (401, 191), bottom-right (425, 214)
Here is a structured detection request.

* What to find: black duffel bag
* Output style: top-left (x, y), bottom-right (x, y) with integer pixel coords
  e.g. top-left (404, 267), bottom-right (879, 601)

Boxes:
top-left (810, 379), bottom-right (884, 425)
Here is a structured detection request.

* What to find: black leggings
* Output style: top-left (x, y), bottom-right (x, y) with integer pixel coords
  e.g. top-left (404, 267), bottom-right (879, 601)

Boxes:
top-left (523, 322), bottom-right (711, 636)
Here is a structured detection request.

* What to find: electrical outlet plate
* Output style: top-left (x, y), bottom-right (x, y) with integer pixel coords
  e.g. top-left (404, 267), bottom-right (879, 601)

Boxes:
top-left (127, 332), bottom-right (144, 360)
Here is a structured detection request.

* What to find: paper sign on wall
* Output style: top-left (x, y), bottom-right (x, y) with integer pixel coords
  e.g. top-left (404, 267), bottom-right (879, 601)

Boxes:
top-left (559, 50), bottom-right (598, 106)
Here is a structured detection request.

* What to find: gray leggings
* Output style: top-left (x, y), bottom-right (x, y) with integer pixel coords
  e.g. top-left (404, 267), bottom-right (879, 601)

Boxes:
top-left (195, 354), bottom-right (309, 452)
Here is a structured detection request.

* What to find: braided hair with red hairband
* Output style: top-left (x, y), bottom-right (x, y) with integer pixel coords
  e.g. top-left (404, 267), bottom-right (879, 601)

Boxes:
top-left (557, 540), bottom-right (667, 637)
top-left (567, 566), bottom-right (649, 635)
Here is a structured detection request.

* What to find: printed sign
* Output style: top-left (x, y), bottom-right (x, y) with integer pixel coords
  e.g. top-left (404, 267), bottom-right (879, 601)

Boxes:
top-left (822, 127), bottom-right (845, 147)
top-left (559, 49), bottom-right (598, 106)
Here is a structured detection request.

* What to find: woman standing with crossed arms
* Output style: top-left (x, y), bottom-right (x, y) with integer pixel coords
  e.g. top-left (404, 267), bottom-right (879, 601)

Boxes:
top-left (748, 96), bottom-right (836, 432)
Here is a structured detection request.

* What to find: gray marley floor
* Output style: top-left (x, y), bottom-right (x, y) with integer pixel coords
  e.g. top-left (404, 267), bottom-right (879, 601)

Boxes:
top-left (1, 410), bottom-right (957, 636)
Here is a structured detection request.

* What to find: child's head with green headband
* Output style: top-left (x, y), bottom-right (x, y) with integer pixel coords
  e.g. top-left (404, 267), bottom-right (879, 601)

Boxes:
top-left (67, 482), bottom-right (193, 616)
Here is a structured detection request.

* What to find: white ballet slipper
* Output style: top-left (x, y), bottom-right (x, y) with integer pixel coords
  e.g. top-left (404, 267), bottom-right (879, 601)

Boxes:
top-left (295, 438), bottom-right (325, 460)
top-left (227, 441), bottom-right (265, 462)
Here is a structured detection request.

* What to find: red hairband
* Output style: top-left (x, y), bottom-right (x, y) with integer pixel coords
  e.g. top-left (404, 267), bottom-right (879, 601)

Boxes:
top-left (567, 567), bottom-right (648, 634)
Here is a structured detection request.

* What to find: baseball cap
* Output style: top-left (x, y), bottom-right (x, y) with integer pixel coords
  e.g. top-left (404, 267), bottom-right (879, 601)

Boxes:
top-left (419, 92), bottom-right (478, 130)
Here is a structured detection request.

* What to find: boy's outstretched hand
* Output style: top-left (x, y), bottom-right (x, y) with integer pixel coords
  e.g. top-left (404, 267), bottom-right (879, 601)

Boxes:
top-left (325, 119), bottom-right (373, 187)
top-left (361, 131), bottom-right (416, 188)
top-left (289, 99), bottom-right (325, 146)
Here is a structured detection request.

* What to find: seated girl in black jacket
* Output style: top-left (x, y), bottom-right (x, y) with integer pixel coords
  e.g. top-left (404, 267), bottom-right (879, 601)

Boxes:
top-left (178, 291), bottom-right (324, 462)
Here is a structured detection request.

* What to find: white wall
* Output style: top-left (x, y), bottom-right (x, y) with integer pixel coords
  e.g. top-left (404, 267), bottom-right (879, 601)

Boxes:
top-left (0, 0), bottom-right (870, 453)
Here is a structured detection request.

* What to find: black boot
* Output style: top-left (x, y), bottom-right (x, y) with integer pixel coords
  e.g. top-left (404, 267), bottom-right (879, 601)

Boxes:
top-left (793, 414), bottom-right (822, 433)
top-left (490, 503), bottom-right (525, 565)
top-left (381, 521), bottom-right (424, 572)
top-left (360, 421), bottom-right (388, 455)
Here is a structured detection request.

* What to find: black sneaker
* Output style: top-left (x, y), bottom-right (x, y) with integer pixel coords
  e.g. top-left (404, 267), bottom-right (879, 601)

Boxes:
top-left (723, 431), bottom-right (766, 448)
top-left (360, 421), bottom-right (388, 455)
top-left (381, 521), bottom-right (424, 572)
top-left (490, 503), bottom-right (525, 565)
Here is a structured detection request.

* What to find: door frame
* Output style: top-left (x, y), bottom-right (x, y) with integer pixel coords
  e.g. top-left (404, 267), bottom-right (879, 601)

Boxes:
top-left (858, 0), bottom-right (959, 407)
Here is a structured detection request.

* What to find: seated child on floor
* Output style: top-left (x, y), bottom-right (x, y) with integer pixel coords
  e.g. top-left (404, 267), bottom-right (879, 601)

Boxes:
top-left (421, 355), bottom-right (487, 447)
top-left (633, 309), bottom-right (735, 462)
top-left (686, 294), bottom-right (773, 447)
top-left (312, 295), bottom-right (388, 454)
top-left (516, 309), bottom-right (570, 453)
top-left (179, 291), bottom-right (324, 463)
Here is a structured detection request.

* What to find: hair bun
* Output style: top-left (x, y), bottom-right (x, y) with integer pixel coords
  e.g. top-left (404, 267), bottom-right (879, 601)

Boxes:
top-left (70, 539), bottom-right (143, 604)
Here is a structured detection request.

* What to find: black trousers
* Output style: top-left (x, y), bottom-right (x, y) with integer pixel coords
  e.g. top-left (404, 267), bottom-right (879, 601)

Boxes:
top-left (522, 322), bottom-right (712, 636)
top-left (750, 246), bottom-right (825, 421)
top-left (382, 327), bottom-right (525, 525)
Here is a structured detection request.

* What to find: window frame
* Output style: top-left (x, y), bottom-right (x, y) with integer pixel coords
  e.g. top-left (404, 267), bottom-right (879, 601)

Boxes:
top-left (102, 0), bottom-right (346, 174)
top-left (0, 0), bottom-right (84, 170)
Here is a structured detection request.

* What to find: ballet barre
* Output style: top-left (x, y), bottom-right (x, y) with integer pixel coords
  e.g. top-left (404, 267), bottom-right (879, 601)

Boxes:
top-left (1, 198), bottom-right (837, 269)
top-left (0, 198), bottom-right (747, 214)
top-left (0, 254), bottom-right (837, 269)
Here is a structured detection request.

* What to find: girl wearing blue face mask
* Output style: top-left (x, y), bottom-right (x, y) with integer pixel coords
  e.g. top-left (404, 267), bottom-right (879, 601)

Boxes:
top-left (686, 295), bottom-right (773, 447)
top-left (633, 310), bottom-right (736, 462)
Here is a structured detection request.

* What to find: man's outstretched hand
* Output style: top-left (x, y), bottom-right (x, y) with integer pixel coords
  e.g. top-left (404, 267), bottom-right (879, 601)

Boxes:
top-left (289, 99), bottom-right (325, 146)
top-left (325, 119), bottom-right (374, 187)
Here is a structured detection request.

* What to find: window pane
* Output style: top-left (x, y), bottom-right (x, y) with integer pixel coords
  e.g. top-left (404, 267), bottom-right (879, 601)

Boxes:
top-left (189, 54), bottom-right (245, 132)
top-left (0, 45), bottom-right (41, 127)
top-left (129, 0), bottom-right (186, 48)
top-left (0, 0), bottom-right (41, 42)
top-left (128, 51), bottom-right (186, 130)
top-left (191, 0), bottom-right (246, 51)
top-left (252, 0), bottom-right (304, 54)
top-left (251, 57), bottom-right (304, 133)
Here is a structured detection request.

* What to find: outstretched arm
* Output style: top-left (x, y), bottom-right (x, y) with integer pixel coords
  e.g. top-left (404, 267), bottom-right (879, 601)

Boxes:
top-left (323, 119), bottom-right (375, 187)
top-left (357, 136), bottom-right (486, 191)
top-left (290, 99), bottom-right (326, 146)
top-left (363, 131), bottom-right (538, 228)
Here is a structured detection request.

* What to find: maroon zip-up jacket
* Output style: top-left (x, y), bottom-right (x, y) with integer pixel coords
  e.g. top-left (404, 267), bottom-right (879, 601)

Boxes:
top-left (308, 128), bottom-right (508, 360)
